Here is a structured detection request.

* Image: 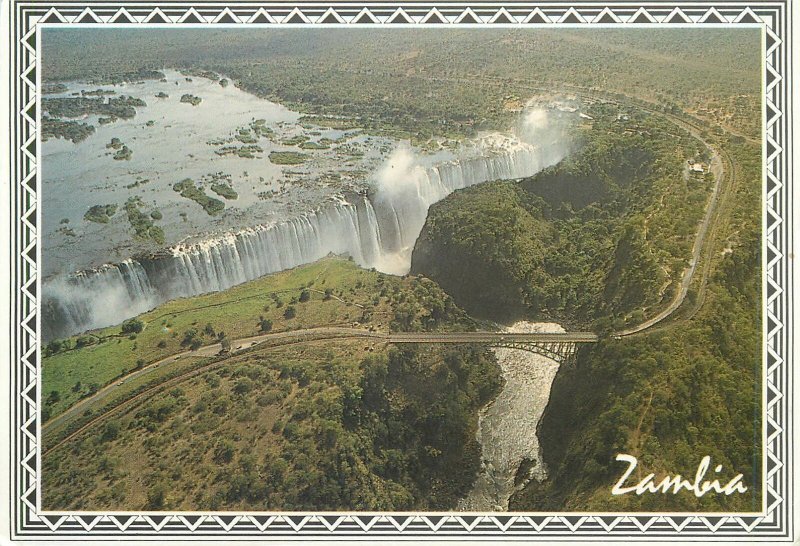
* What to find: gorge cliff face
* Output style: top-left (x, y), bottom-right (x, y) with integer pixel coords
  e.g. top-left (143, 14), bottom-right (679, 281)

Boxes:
top-left (410, 119), bottom-right (762, 511)
top-left (410, 131), bottom-right (668, 329)
top-left (43, 111), bottom-right (569, 341)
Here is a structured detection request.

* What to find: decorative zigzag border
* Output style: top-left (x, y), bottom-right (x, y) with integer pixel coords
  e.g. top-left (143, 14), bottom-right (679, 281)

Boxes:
top-left (9, 1), bottom-right (793, 539)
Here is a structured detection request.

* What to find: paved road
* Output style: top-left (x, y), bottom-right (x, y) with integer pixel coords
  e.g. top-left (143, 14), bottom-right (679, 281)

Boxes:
top-left (43, 327), bottom-right (598, 441)
top-left (615, 110), bottom-right (728, 336)
top-left (43, 327), bottom-right (384, 436)
top-left (44, 95), bottom-right (728, 445)
top-left (389, 332), bottom-right (598, 343)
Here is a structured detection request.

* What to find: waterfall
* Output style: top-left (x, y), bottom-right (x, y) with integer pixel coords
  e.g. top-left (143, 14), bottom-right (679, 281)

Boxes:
top-left (42, 111), bottom-right (569, 341)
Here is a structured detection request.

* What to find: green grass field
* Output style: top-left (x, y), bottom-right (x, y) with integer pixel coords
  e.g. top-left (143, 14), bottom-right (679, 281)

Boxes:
top-left (43, 255), bottom-right (475, 422)
top-left (42, 257), bottom-right (497, 511)
top-left (42, 257), bottom-right (392, 419)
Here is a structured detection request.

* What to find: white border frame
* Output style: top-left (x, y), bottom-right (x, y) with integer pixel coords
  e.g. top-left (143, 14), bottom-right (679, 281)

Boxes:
top-left (7, 1), bottom-right (794, 540)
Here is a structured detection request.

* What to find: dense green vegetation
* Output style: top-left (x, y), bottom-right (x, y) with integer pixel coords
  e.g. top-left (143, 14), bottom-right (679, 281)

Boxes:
top-left (269, 151), bottom-right (309, 165)
top-left (124, 197), bottom-right (165, 244)
top-left (215, 144), bottom-right (263, 159)
top-left (83, 204), bottom-right (117, 224)
top-left (43, 95), bottom-right (146, 120)
top-left (413, 102), bottom-right (710, 329)
top-left (82, 89), bottom-right (116, 97)
top-left (180, 93), bottom-right (202, 106)
top-left (81, 68), bottom-right (165, 85)
top-left (511, 135), bottom-right (761, 511)
top-left (42, 258), bottom-right (501, 510)
top-left (41, 29), bottom-right (761, 141)
top-left (42, 82), bottom-right (68, 94)
top-left (43, 341), bottom-right (500, 510)
top-left (173, 178), bottom-right (225, 215)
top-left (42, 116), bottom-right (94, 143)
top-left (300, 140), bottom-right (330, 150)
top-left (43, 95), bottom-right (146, 143)
top-left (112, 145), bottom-right (132, 161)
top-left (39, 28), bottom-right (762, 513)
top-left (210, 183), bottom-right (238, 200)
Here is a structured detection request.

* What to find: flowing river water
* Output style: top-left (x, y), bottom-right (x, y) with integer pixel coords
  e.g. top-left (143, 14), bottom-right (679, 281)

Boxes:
top-left (42, 78), bottom-right (574, 341)
top-left (458, 321), bottom-right (565, 511)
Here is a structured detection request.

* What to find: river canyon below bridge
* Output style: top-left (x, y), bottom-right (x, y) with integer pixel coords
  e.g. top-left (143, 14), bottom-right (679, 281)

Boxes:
top-left (457, 321), bottom-right (565, 512)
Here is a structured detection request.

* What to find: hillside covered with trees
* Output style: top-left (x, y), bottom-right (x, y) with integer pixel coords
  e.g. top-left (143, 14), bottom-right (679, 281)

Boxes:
top-left (42, 259), bottom-right (502, 510)
top-left (412, 101), bottom-right (712, 331)
top-left (412, 105), bottom-right (761, 510)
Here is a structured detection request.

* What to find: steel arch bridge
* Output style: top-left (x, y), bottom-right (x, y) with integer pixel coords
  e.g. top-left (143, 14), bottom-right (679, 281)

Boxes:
top-left (387, 332), bottom-right (599, 364)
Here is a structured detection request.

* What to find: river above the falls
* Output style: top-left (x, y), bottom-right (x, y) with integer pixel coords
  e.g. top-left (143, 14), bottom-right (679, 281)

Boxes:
top-left (41, 78), bottom-right (575, 341)
top-left (457, 321), bottom-right (565, 512)
top-left (42, 69), bottom-right (397, 278)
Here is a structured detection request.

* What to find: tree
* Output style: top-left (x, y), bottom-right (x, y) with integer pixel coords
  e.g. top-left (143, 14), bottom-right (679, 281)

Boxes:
top-left (181, 328), bottom-right (198, 347)
top-left (221, 338), bottom-right (232, 353)
top-left (146, 482), bottom-right (168, 509)
top-left (76, 335), bottom-right (95, 348)
top-left (213, 440), bottom-right (235, 464)
top-left (233, 378), bottom-right (253, 396)
top-left (121, 318), bottom-right (144, 334)
top-left (259, 317), bottom-right (273, 332)
top-left (46, 390), bottom-right (60, 405)
top-left (101, 420), bottom-right (121, 442)
top-left (299, 289), bottom-right (311, 302)
top-left (284, 306), bottom-right (296, 319)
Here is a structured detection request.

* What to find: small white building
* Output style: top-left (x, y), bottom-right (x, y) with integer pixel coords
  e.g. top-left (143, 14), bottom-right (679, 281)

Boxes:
top-left (691, 162), bottom-right (704, 173)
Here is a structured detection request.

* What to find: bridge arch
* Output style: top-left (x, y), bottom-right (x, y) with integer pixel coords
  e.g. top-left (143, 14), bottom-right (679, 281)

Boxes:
top-left (489, 341), bottom-right (579, 364)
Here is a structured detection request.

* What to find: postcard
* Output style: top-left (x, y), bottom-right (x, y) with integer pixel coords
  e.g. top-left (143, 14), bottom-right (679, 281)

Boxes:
top-left (2, 1), bottom-right (796, 543)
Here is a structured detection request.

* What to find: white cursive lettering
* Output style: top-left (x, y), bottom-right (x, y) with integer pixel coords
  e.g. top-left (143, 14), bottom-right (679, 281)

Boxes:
top-left (611, 454), bottom-right (748, 497)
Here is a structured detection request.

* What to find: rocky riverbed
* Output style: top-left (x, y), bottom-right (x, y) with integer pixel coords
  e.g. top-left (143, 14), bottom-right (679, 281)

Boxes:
top-left (457, 321), bottom-right (565, 511)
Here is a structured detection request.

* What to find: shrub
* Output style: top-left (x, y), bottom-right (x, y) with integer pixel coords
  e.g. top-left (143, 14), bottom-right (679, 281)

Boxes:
top-left (146, 482), bottom-right (168, 509)
top-left (101, 420), bottom-right (121, 442)
top-left (121, 318), bottom-right (144, 334)
top-left (45, 339), bottom-right (65, 356)
top-left (46, 390), bottom-right (60, 405)
top-left (283, 306), bottom-right (296, 319)
top-left (76, 335), bottom-right (96, 348)
top-left (213, 440), bottom-right (235, 464)
top-left (233, 378), bottom-right (253, 396)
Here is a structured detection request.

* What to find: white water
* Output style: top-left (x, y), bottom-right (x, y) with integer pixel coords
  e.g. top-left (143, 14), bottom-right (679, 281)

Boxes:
top-left (457, 321), bottom-right (565, 512)
top-left (42, 108), bottom-right (571, 340)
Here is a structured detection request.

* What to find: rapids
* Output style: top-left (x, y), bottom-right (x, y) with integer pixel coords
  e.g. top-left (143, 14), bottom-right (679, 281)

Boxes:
top-left (457, 321), bottom-right (565, 512)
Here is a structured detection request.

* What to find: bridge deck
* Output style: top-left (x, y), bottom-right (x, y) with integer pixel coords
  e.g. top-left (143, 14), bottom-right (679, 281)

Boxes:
top-left (387, 332), bottom-right (598, 343)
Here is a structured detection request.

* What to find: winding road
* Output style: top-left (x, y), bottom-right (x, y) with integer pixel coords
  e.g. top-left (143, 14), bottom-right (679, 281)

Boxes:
top-left (43, 97), bottom-right (736, 453)
top-left (614, 108), bottom-right (730, 336)
top-left (42, 327), bottom-right (597, 453)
